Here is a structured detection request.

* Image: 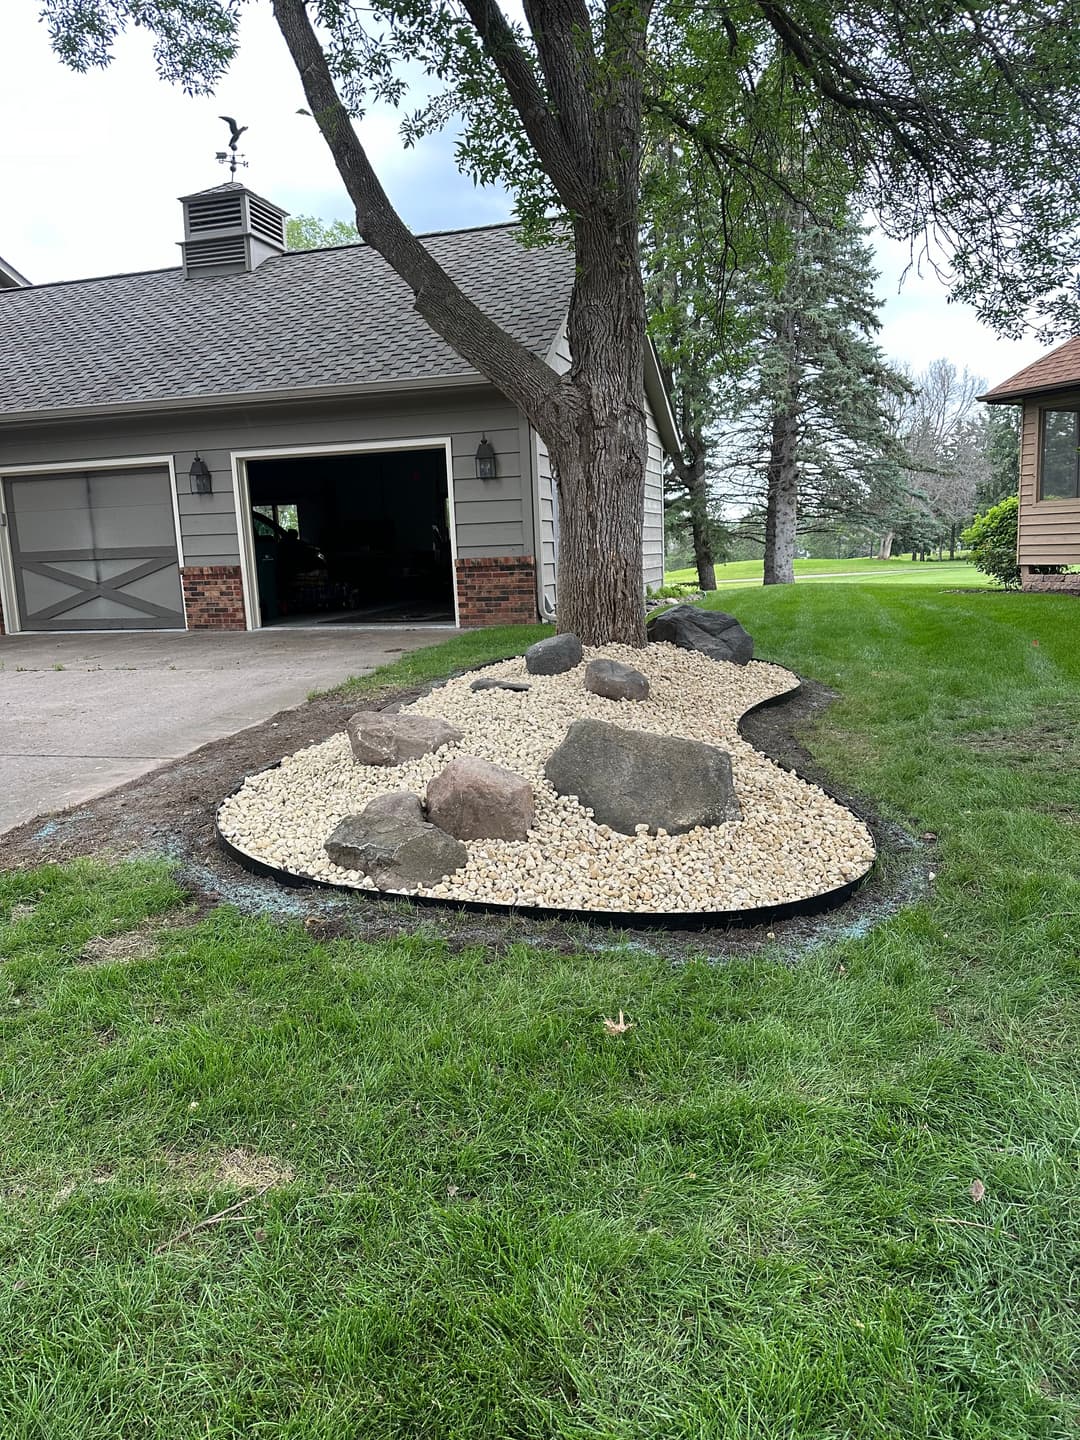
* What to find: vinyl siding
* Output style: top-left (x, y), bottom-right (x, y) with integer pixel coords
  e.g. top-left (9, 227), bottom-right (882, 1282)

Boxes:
top-left (1018, 395), bottom-right (1080, 566)
top-left (0, 387), bottom-right (527, 569)
top-left (642, 393), bottom-right (665, 588)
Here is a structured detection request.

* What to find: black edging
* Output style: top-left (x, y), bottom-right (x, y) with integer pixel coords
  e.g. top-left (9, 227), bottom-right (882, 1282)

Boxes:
top-left (214, 672), bottom-right (875, 932)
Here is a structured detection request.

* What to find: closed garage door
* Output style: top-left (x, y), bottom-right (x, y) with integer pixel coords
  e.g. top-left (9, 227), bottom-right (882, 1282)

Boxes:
top-left (3, 467), bottom-right (184, 631)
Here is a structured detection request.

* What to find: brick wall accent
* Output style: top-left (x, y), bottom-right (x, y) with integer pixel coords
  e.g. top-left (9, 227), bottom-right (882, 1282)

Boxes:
top-left (181, 565), bottom-right (247, 630)
top-left (455, 556), bottom-right (538, 627)
top-left (1020, 567), bottom-right (1080, 594)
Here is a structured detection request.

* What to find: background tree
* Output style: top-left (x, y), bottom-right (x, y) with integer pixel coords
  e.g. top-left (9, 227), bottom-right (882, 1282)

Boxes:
top-left (45, 0), bottom-right (1080, 641)
top-left (286, 215), bottom-right (360, 250)
top-left (716, 207), bottom-right (909, 583)
top-left (978, 406), bottom-right (1022, 512)
top-left (894, 360), bottom-right (989, 558)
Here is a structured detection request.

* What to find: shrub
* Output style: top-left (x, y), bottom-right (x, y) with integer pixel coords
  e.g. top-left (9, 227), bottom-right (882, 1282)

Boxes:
top-left (962, 496), bottom-right (1022, 588)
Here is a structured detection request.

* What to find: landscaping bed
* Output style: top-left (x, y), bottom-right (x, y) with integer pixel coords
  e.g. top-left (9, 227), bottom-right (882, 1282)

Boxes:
top-left (217, 642), bottom-right (876, 917)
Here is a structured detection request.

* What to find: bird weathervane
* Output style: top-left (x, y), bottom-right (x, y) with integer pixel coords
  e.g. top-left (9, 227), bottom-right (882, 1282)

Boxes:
top-left (216, 116), bottom-right (249, 181)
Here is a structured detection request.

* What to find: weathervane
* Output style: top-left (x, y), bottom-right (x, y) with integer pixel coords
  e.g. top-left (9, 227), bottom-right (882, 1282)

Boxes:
top-left (216, 115), bottom-right (249, 181)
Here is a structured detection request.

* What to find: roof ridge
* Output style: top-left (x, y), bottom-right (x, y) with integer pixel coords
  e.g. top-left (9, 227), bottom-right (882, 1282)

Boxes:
top-left (0, 220), bottom-right (527, 294)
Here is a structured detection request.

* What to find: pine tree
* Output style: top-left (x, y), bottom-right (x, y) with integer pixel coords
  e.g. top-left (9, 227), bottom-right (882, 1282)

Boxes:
top-left (720, 208), bottom-right (910, 583)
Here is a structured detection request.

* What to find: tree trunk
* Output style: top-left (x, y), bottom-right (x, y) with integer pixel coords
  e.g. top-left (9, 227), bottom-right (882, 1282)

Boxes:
top-left (763, 403), bottom-right (799, 584)
top-left (677, 441), bottom-right (716, 590)
top-left (878, 530), bottom-right (894, 560)
top-left (949, 523), bottom-right (956, 559)
top-left (548, 211), bottom-right (648, 646)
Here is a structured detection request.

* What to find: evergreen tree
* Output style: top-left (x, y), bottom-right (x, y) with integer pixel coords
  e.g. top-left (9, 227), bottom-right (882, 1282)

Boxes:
top-left (719, 209), bottom-right (909, 583)
top-left (978, 406), bottom-right (1021, 511)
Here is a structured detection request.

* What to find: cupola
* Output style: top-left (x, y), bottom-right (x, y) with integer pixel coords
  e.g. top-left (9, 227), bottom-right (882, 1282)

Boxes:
top-left (178, 183), bottom-right (288, 278)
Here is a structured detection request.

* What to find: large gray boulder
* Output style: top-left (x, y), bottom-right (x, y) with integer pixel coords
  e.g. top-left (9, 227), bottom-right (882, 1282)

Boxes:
top-left (525, 633), bottom-right (583, 675)
top-left (347, 710), bottom-right (463, 766)
top-left (646, 605), bottom-right (754, 665)
top-left (426, 755), bottom-right (535, 841)
top-left (324, 801), bottom-right (467, 890)
top-left (544, 719), bottom-right (740, 835)
top-left (584, 658), bottom-right (650, 702)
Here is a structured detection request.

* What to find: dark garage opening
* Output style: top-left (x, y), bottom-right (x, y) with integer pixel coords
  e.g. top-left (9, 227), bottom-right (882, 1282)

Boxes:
top-left (247, 448), bottom-right (455, 625)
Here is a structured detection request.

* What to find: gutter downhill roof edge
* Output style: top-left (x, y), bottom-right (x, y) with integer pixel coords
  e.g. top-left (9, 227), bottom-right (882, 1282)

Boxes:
top-left (0, 371), bottom-right (499, 427)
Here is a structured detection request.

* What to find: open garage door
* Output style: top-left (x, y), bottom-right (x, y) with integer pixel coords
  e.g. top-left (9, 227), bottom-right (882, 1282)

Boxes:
top-left (3, 466), bottom-right (184, 631)
top-left (244, 446), bottom-right (455, 626)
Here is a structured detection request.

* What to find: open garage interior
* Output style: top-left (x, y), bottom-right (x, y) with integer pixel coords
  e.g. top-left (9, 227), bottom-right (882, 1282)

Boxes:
top-left (245, 447), bottom-right (456, 627)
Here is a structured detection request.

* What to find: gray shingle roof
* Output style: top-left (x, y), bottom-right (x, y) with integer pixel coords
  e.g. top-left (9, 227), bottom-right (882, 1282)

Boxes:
top-left (0, 224), bottom-right (574, 419)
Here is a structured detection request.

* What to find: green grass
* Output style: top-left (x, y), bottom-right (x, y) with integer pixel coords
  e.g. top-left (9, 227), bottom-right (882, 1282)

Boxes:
top-left (1, 585), bottom-right (1078, 1438)
top-left (665, 556), bottom-right (990, 588)
top-left (318, 622), bottom-right (549, 700)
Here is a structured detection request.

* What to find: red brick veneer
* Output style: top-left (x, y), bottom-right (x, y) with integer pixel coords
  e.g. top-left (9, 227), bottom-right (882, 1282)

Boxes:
top-left (181, 565), bottom-right (247, 630)
top-left (455, 556), bottom-right (538, 626)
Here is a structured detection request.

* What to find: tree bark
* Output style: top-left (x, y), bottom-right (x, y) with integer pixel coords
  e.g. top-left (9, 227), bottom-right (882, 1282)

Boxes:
top-left (670, 437), bottom-right (716, 591)
top-left (763, 402), bottom-right (799, 584)
top-left (878, 530), bottom-right (894, 560)
top-left (547, 210), bottom-right (648, 644)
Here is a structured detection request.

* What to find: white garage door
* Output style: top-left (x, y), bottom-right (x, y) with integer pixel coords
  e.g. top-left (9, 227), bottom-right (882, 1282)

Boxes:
top-left (3, 467), bottom-right (184, 631)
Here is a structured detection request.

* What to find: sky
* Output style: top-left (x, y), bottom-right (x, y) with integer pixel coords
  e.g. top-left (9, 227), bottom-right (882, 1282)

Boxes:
top-left (0, 1), bottom-right (1049, 392)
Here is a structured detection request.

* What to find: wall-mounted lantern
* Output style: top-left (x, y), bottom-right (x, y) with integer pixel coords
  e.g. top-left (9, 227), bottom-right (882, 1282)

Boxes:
top-left (189, 453), bottom-right (213, 494)
top-left (474, 435), bottom-right (496, 481)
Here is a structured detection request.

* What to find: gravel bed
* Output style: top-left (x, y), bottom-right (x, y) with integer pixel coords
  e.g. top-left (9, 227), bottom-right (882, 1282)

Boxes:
top-left (217, 643), bottom-right (876, 914)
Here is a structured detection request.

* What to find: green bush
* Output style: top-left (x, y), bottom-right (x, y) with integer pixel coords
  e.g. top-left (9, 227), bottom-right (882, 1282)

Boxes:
top-left (962, 496), bottom-right (1022, 588)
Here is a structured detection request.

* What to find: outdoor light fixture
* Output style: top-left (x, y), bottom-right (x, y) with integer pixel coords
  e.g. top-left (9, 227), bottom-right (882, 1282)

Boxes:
top-left (189, 454), bottom-right (213, 494)
top-left (475, 435), bottom-right (497, 480)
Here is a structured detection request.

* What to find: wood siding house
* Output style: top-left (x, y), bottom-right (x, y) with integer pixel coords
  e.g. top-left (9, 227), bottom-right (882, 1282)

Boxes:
top-left (0, 185), bottom-right (677, 635)
top-left (980, 340), bottom-right (1080, 591)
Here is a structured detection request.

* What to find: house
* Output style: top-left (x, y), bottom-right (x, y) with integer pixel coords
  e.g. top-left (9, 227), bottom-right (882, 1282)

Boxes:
top-left (980, 339), bottom-right (1080, 591)
top-left (0, 183), bottom-right (676, 634)
top-left (0, 255), bottom-right (29, 288)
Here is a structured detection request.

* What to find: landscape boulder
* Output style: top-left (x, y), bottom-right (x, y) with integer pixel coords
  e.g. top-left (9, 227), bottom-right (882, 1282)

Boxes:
top-left (544, 719), bottom-right (740, 834)
top-left (361, 790), bottom-right (426, 824)
top-left (524, 633), bottom-right (583, 675)
top-left (347, 710), bottom-right (463, 766)
top-left (426, 755), bottom-right (535, 841)
top-left (470, 677), bottom-right (532, 693)
top-left (584, 658), bottom-right (650, 702)
top-left (324, 802), bottom-right (467, 891)
top-left (646, 605), bottom-right (754, 665)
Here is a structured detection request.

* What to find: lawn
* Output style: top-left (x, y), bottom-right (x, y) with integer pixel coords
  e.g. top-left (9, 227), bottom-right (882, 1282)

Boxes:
top-left (665, 556), bottom-right (991, 588)
top-left (1, 585), bottom-right (1077, 1438)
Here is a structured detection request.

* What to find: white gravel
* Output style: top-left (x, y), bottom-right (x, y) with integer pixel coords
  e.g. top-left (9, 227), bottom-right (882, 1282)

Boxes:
top-left (217, 643), bottom-right (876, 914)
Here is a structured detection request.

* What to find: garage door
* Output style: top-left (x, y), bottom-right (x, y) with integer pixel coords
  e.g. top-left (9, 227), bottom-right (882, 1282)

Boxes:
top-left (3, 467), bottom-right (184, 631)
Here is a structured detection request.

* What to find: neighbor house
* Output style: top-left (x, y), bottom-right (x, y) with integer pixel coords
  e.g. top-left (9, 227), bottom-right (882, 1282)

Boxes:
top-left (0, 184), bottom-right (676, 634)
top-left (980, 340), bottom-right (1080, 591)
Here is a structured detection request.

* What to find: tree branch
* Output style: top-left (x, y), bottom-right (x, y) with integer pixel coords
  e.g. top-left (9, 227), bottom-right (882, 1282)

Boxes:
top-left (458, 0), bottom-right (594, 208)
top-left (271, 0), bottom-right (565, 429)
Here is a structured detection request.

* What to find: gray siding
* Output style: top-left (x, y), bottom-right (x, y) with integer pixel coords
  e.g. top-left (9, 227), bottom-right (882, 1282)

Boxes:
top-left (0, 387), bottom-right (527, 571)
top-left (642, 394), bottom-right (665, 588)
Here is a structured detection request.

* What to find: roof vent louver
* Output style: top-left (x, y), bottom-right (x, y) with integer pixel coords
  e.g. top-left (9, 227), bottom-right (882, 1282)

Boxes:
top-left (178, 183), bottom-right (288, 279)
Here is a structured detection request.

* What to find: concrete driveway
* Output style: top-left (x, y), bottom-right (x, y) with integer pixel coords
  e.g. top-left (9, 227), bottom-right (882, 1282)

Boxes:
top-left (0, 627), bottom-right (451, 834)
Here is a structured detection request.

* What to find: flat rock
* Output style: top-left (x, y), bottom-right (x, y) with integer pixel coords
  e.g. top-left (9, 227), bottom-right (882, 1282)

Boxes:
top-left (347, 710), bottom-right (463, 766)
top-left (646, 605), bottom-right (754, 665)
top-left (426, 755), bottom-right (534, 841)
top-left (584, 658), bottom-right (650, 702)
top-left (470, 678), bottom-right (532, 693)
top-left (324, 809), bottom-right (466, 890)
top-left (525, 633), bottom-right (583, 675)
top-left (544, 718), bottom-right (740, 835)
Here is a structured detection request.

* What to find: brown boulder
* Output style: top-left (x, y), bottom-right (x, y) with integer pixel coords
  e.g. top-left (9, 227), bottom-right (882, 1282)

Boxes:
top-left (426, 755), bottom-right (535, 841)
top-left (347, 710), bottom-right (462, 766)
